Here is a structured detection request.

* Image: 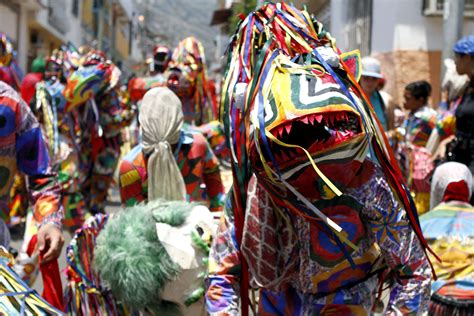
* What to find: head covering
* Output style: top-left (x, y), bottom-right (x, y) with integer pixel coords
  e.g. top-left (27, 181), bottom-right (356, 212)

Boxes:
top-left (139, 87), bottom-right (186, 201)
top-left (430, 162), bottom-right (473, 209)
top-left (31, 57), bottom-right (45, 73)
top-left (361, 57), bottom-right (383, 79)
top-left (453, 35), bottom-right (474, 56)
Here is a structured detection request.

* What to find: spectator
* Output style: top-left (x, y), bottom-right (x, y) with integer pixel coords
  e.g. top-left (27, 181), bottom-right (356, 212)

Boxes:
top-left (360, 57), bottom-right (388, 129)
top-left (420, 162), bottom-right (474, 315)
top-left (430, 35), bottom-right (474, 201)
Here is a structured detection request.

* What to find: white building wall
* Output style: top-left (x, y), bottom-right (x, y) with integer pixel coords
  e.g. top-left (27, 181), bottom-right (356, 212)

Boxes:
top-left (331, 0), bottom-right (474, 54)
top-left (34, 0), bottom-right (82, 47)
top-left (65, 2), bottom-right (83, 47)
top-left (0, 3), bottom-right (19, 41)
top-left (371, 0), bottom-right (474, 53)
top-left (17, 5), bottom-right (29, 70)
top-left (329, 0), bottom-right (348, 51)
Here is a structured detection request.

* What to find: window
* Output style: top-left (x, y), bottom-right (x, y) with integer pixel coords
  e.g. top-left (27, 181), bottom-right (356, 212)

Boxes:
top-left (72, 0), bottom-right (79, 17)
top-left (423, 0), bottom-right (474, 17)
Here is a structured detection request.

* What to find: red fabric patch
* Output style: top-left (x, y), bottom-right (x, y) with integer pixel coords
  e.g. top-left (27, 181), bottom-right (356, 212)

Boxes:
top-left (443, 180), bottom-right (470, 203)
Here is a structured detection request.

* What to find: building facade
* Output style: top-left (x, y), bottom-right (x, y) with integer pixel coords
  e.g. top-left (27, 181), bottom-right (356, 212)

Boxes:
top-left (330, 0), bottom-right (474, 106)
top-left (0, 0), bottom-right (142, 74)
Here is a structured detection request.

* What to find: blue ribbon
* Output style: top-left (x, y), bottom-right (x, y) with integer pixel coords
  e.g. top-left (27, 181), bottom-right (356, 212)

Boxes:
top-left (257, 50), bottom-right (281, 176)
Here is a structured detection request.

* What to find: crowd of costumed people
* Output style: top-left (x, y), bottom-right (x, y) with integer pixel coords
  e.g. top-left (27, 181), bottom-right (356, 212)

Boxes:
top-left (0, 2), bottom-right (473, 315)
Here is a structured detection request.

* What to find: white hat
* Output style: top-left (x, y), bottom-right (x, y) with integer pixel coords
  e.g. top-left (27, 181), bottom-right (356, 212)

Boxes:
top-left (361, 57), bottom-right (383, 79)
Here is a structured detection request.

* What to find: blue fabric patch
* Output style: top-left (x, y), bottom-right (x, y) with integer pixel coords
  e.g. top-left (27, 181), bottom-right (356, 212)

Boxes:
top-left (16, 127), bottom-right (49, 175)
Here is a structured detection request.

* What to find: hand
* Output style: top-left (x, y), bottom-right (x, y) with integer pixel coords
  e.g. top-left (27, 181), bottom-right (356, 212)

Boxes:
top-left (37, 223), bottom-right (64, 263)
top-left (432, 135), bottom-right (455, 161)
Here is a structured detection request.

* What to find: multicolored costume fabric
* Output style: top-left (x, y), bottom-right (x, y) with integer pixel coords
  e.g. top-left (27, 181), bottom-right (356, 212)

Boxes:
top-left (168, 37), bottom-right (213, 125)
top-left (128, 74), bottom-right (167, 103)
top-left (65, 213), bottom-right (127, 316)
top-left (0, 81), bottom-right (63, 286)
top-left (403, 106), bottom-right (437, 147)
top-left (0, 81), bottom-right (63, 227)
top-left (190, 121), bottom-right (230, 165)
top-left (398, 105), bottom-right (437, 214)
top-left (64, 53), bottom-right (133, 213)
top-left (206, 3), bottom-right (433, 315)
top-left (28, 50), bottom-right (86, 230)
top-left (208, 165), bottom-right (431, 315)
top-left (119, 130), bottom-right (225, 211)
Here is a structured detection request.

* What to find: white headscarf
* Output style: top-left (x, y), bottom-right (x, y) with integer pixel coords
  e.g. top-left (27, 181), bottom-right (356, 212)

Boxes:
top-left (139, 87), bottom-right (186, 201)
top-left (430, 162), bottom-right (473, 209)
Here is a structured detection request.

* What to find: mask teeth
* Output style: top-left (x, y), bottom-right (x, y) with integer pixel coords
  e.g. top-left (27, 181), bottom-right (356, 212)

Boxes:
top-left (308, 115), bottom-right (315, 125)
top-left (315, 115), bottom-right (323, 123)
top-left (329, 114), bottom-right (335, 126)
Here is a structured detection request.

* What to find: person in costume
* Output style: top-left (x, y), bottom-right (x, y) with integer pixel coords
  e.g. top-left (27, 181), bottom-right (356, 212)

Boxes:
top-left (20, 56), bottom-right (46, 105)
top-left (168, 37), bottom-right (214, 125)
top-left (118, 87), bottom-right (224, 211)
top-left (0, 81), bottom-right (64, 285)
top-left (0, 33), bottom-right (23, 91)
top-left (64, 50), bottom-right (134, 214)
top-left (206, 3), bottom-right (433, 315)
top-left (93, 200), bottom-right (215, 315)
top-left (150, 45), bottom-right (172, 75)
top-left (420, 162), bottom-right (474, 314)
top-left (128, 44), bottom-right (171, 104)
top-left (397, 80), bottom-right (437, 214)
top-left (29, 49), bottom-right (87, 230)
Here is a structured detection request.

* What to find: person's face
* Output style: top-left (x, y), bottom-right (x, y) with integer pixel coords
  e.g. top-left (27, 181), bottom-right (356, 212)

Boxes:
top-left (359, 76), bottom-right (379, 96)
top-left (454, 53), bottom-right (473, 76)
top-left (403, 89), bottom-right (425, 112)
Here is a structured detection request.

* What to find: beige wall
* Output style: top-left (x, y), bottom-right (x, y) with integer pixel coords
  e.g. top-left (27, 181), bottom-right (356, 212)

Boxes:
top-left (115, 22), bottom-right (129, 59)
top-left (374, 50), bottom-right (441, 109)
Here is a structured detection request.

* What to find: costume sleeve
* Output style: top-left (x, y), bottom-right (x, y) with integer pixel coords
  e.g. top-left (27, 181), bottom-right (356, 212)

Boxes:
top-left (118, 159), bottom-right (146, 207)
top-left (202, 138), bottom-right (225, 212)
top-left (362, 174), bottom-right (431, 315)
top-left (16, 96), bottom-right (63, 228)
top-left (206, 194), bottom-right (241, 316)
top-left (436, 111), bottom-right (456, 140)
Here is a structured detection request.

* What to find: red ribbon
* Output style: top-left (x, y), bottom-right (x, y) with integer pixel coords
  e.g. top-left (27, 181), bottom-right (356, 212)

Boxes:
top-left (26, 234), bottom-right (64, 311)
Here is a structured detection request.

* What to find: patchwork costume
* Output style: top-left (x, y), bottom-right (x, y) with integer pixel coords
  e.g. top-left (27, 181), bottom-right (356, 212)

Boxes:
top-left (119, 131), bottom-right (225, 211)
top-left (30, 50), bottom-right (87, 230)
top-left (168, 37), bottom-right (214, 125)
top-left (68, 88), bottom-right (221, 315)
top-left (206, 3), bottom-right (434, 315)
top-left (0, 81), bottom-right (64, 286)
top-left (64, 51), bottom-right (134, 214)
top-left (397, 105), bottom-right (437, 214)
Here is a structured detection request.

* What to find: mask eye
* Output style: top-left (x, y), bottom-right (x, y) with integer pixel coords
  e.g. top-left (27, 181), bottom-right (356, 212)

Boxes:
top-left (195, 225), bottom-right (204, 236)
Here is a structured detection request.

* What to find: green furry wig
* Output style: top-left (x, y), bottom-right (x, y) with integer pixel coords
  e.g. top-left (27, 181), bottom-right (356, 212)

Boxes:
top-left (94, 200), bottom-right (197, 315)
